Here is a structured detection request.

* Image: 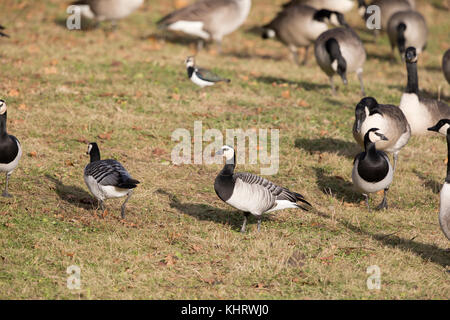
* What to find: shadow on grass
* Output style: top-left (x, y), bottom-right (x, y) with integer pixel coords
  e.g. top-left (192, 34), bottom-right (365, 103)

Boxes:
top-left (313, 167), bottom-right (361, 204)
top-left (414, 170), bottom-right (441, 194)
top-left (53, 17), bottom-right (98, 31)
top-left (255, 76), bottom-right (329, 91)
top-left (46, 174), bottom-right (95, 210)
top-left (367, 52), bottom-right (396, 63)
top-left (295, 137), bottom-right (359, 159)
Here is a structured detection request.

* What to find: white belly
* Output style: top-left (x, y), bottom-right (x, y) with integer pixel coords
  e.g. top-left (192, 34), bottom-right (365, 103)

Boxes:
top-left (352, 156), bottom-right (393, 194)
top-left (84, 175), bottom-right (130, 201)
top-left (168, 21), bottom-right (210, 40)
top-left (0, 140), bottom-right (22, 174)
top-left (190, 72), bottom-right (214, 88)
top-left (399, 93), bottom-right (433, 136)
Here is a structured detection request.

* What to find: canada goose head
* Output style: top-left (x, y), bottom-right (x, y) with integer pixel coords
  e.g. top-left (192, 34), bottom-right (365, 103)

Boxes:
top-left (428, 119), bottom-right (450, 136)
top-left (185, 56), bottom-right (195, 68)
top-left (366, 128), bottom-right (388, 143)
top-left (405, 47), bottom-right (418, 64)
top-left (326, 38), bottom-right (347, 85)
top-left (216, 145), bottom-right (235, 164)
top-left (355, 97), bottom-right (379, 131)
top-left (0, 99), bottom-right (6, 115)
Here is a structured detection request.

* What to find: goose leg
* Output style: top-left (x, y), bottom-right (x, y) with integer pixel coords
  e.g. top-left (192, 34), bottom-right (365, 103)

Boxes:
top-left (121, 190), bottom-right (134, 219)
top-left (257, 217), bottom-right (262, 232)
top-left (289, 45), bottom-right (300, 66)
top-left (241, 212), bottom-right (250, 233)
top-left (216, 39), bottom-right (223, 54)
top-left (357, 69), bottom-right (365, 96)
top-left (196, 39), bottom-right (204, 53)
top-left (2, 173), bottom-right (12, 198)
top-left (301, 46), bottom-right (309, 66)
top-left (363, 193), bottom-right (370, 212)
top-left (393, 152), bottom-right (398, 172)
top-left (98, 200), bottom-right (108, 218)
top-left (329, 76), bottom-right (336, 95)
top-left (376, 189), bottom-right (389, 211)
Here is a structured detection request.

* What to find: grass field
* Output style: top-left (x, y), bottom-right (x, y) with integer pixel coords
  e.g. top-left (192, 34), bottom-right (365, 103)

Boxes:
top-left (0, 0), bottom-right (449, 299)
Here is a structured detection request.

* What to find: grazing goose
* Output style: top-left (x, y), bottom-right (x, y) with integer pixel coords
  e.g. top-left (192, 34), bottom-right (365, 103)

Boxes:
top-left (427, 119), bottom-right (450, 241)
top-left (387, 10), bottom-right (428, 59)
top-left (185, 56), bottom-right (230, 88)
top-left (84, 142), bottom-right (139, 219)
top-left (352, 128), bottom-right (393, 211)
top-left (214, 145), bottom-right (311, 232)
top-left (0, 25), bottom-right (9, 38)
top-left (443, 49), bottom-right (450, 84)
top-left (357, 0), bottom-right (413, 32)
top-left (157, 0), bottom-right (252, 52)
top-left (353, 97), bottom-right (411, 171)
top-left (0, 100), bottom-right (22, 198)
top-left (262, 5), bottom-right (347, 65)
top-left (399, 47), bottom-right (450, 136)
top-left (314, 27), bottom-right (366, 95)
top-left (283, 0), bottom-right (356, 13)
top-left (71, 0), bottom-right (143, 27)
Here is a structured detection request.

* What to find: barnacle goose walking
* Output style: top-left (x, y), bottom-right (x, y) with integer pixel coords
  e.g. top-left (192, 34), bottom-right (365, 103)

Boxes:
top-left (185, 56), bottom-right (230, 88)
top-left (84, 142), bottom-right (139, 218)
top-left (428, 119), bottom-right (450, 241)
top-left (399, 47), bottom-right (450, 136)
top-left (352, 128), bottom-right (393, 211)
top-left (214, 145), bottom-right (311, 232)
top-left (353, 97), bottom-right (411, 171)
top-left (0, 100), bottom-right (22, 198)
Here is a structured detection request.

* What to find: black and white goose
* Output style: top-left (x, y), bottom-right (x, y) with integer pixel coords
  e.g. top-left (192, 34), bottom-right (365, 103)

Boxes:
top-left (214, 145), bottom-right (311, 232)
top-left (314, 27), bottom-right (366, 95)
top-left (283, 0), bottom-right (356, 13)
top-left (0, 25), bottom-right (9, 38)
top-left (262, 5), bottom-right (347, 65)
top-left (443, 49), bottom-right (450, 84)
top-left (185, 56), bottom-right (230, 88)
top-left (352, 128), bottom-right (393, 211)
top-left (84, 142), bottom-right (139, 219)
top-left (353, 97), bottom-right (411, 171)
top-left (427, 119), bottom-right (450, 241)
top-left (399, 47), bottom-right (450, 136)
top-left (0, 100), bottom-right (22, 198)
top-left (387, 10), bottom-right (428, 59)
top-left (157, 0), bottom-right (251, 52)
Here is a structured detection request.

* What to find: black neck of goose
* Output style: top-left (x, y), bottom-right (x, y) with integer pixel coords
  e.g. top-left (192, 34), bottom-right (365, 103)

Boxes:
top-left (363, 134), bottom-right (378, 158)
top-left (0, 112), bottom-right (7, 137)
top-left (221, 154), bottom-right (236, 176)
top-left (446, 129), bottom-right (450, 183)
top-left (405, 60), bottom-right (419, 94)
top-left (325, 38), bottom-right (344, 67)
top-left (90, 145), bottom-right (101, 163)
top-left (187, 66), bottom-right (195, 78)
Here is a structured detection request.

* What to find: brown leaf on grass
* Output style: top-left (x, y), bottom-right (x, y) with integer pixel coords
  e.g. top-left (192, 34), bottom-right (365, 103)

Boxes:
top-left (28, 151), bottom-right (37, 157)
top-left (320, 130), bottom-right (328, 137)
top-left (18, 104), bottom-right (29, 110)
top-left (98, 131), bottom-right (113, 140)
top-left (281, 90), bottom-right (290, 99)
top-left (163, 254), bottom-right (177, 266)
top-left (297, 99), bottom-right (309, 107)
top-left (111, 60), bottom-right (122, 67)
top-left (171, 93), bottom-right (180, 101)
top-left (65, 160), bottom-right (74, 167)
top-left (132, 126), bottom-right (143, 131)
top-left (76, 137), bottom-right (89, 144)
top-left (254, 283), bottom-right (266, 289)
top-left (152, 148), bottom-right (166, 156)
top-left (8, 89), bottom-right (19, 97)
top-left (202, 278), bottom-right (216, 285)
top-left (190, 244), bottom-right (202, 253)
top-left (174, 0), bottom-right (189, 9)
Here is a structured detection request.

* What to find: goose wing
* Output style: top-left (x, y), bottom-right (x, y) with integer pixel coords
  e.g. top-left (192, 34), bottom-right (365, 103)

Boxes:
top-left (84, 159), bottom-right (139, 189)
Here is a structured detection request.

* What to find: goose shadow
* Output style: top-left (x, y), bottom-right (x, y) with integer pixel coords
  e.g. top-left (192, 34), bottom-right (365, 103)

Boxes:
top-left (255, 76), bottom-right (330, 91)
top-left (141, 32), bottom-right (200, 47)
top-left (45, 174), bottom-right (95, 210)
top-left (223, 50), bottom-right (286, 62)
top-left (414, 170), bottom-right (441, 194)
top-left (294, 137), bottom-right (360, 159)
top-left (313, 167), bottom-right (361, 204)
top-left (53, 17), bottom-right (98, 31)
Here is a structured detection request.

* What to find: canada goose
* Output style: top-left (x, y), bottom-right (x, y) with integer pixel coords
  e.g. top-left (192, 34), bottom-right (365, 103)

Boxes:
top-left (387, 10), bottom-right (428, 59)
top-left (0, 100), bottom-right (22, 198)
top-left (443, 49), bottom-right (450, 84)
top-left (283, 0), bottom-right (356, 13)
top-left (353, 97), bottom-right (411, 171)
top-left (352, 128), bottom-right (393, 211)
top-left (262, 5), bottom-right (347, 65)
top-left (0, 25), bottom-right (9, 38)
top-left (399, 47), bottom-right (450, 136)
top-left (357, 0), bottom-right (413, 31)
top-left (157, 0), bottom-right (252, 53)
top-left (71, 0), bottom-right (143, 26)
top-left (427, 119), bottom-right (450, 241)
top-left (214, 145), bottom-right (311, 232)
top-left (185, 56), bottom-right (230, 88)
top-left (314, 27), bottom-right (366, 95)
top-left (84, 142), bottom-right (140, 219)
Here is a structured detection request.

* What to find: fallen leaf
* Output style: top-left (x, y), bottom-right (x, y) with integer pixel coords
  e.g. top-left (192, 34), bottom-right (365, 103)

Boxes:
top-left (8, 89), bottom-right (19, 97)
top-left (297, 99), bottom-right (309, 107)
top-left (281, 90), bottom-right (290, 99)
top-left (28, 151), bottom-right (37, 157)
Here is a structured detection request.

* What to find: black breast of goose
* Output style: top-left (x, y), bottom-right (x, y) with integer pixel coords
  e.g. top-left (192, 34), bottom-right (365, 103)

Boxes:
top-left (353, 97), bottom-right (411, 171)
top-left (283, 0), bottom-right (356, 13)
top-left (214, 145), bottom-right (311, 232)
top-left (84, 142), bottom-right (140, 219)
top-left (71, 0), bottom-right (143, 23)
top-left (314, 27), bottom-right (366, 95)
top-left (185, 56), bottom-right (230, 88)
top-left (443, 49), bottom-right (450, 84)
top-left (387, 10), bottom-right (428, 59)
top-left (0, 100), bottom-right (22, 198)
top-left (262, 5), bottom-right (347, 65)
top-left (0, 25), bottom-right (9, 38)
top-left (358, 0), bottom-right (412, 31)
top-left (399, 47), bottom-right (450, 136)
top-left (157, 0), bottom-right (251, 52)
top-left (352, 128), bottom-right (393, 211)
top-left (428, 119), bottom-right (450, 241)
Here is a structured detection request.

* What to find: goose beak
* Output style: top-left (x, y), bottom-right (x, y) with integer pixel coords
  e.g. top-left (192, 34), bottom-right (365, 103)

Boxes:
top-left (427, 125), bottom-right (438, 132)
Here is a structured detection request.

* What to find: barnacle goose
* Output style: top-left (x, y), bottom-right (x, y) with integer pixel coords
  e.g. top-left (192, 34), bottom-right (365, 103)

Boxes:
top-left (185, 56), bottom-right (230, 88)
top-left (84, 142), bottom-right (139, 218)
top-left (0, 100), bottom-right (22, 198)
top-left (214, 145), bottom-right (311, 232)
top-left (352, 128), bottom-right (393, 211)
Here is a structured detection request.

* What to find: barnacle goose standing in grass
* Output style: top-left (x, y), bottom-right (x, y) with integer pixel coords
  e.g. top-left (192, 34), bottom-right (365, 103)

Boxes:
top-left (399, 47), bottom-right (450, 136)
top-left (0, 25), bottom-right (9, 38)
top-left (214, 145), bottom-right (311, 232)
top-left (427, 119), bottom-right (450, 240)
top-left (352, 128), bottom-right (393, 211)
top-left (157, 0), bottom-right (251, 53)
top-left (353, 97), bottom-right (411, 172)
top-left (387, 10), bottom-right (428, 60)
top-left (443, 49), bottom-right (450, 84)
top-left (0, 100), bottom-right (22, 198)
top-left (314, 27), bottom-right (366, 95)
top-left (185, 56), bottom-right (230, 88)
top-left (84, 142), bottom-right (139, 219)
top-left (283, 0), bottom-right (356, 13)
top-left (262, 4), bottom-right (348, 65)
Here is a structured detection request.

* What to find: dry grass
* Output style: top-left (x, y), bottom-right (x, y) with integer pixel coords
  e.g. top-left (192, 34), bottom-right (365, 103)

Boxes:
top-left (0, 0), bottom-right (449, 299)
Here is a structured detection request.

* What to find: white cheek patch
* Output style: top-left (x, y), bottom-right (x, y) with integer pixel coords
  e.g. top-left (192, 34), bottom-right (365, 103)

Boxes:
top-left (168, 21), bottom-right (210, 40)
top-left (439, 124), bottom-right (450, 136)
top-left (358, 7), bottom-right (366, 17)
top-left (0, 103), bottom-right (6, 115)
top-left (331, 60), bottom-right (338, 72)
top-left (368, 131), bottom-right (379, 143)
top-left (330, 15), bottom-right (340, 26)
top-left (88, 144), bottom-right (93, 154)
top-left (364, 107), bottom-right (370, 118)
